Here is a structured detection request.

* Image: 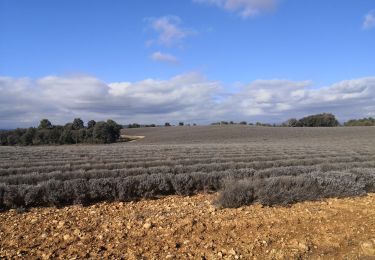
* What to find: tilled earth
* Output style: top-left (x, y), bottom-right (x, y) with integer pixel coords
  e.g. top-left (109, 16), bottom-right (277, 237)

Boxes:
top-left (1, 193), bottom-right (375, 259)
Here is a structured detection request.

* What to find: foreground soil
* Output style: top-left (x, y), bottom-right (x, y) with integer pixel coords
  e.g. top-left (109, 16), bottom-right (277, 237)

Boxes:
top-left (1, 194), bottom-right (375, 259)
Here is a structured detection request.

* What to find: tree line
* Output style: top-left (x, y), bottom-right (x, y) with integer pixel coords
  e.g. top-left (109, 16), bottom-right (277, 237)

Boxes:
top-left (344, 117), bottom-right (375, 126)
top-left (0, 118), bottom-right (122, 146)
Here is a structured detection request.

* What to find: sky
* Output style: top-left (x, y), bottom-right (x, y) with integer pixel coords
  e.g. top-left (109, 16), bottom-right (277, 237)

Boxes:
top-left (1, 0), bottom-right (375, 128)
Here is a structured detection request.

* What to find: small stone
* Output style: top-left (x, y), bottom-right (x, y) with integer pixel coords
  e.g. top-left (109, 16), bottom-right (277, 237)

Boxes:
top-left (63, 234), bottom-right (71, 241)
top-left (166, 254), bottom-right (175, 259)
top-left (298, 242), bottom-right (309, 252)
top-left (228, 248), bottom-right (236, 255)
top-left (361, 240), bottom-right (375, 256)
top-left (143, 222), bottom-right (152, 229)
top-left (217, 252), bottom-right (223, 258)
top-left (57, 221), bottom-right (65, 229)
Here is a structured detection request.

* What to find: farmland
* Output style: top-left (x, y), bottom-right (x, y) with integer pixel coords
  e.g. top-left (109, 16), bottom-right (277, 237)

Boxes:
top-left (0, 126), bottom-right (374, 209)
top-left (1, 126), bottom-right (375, 258)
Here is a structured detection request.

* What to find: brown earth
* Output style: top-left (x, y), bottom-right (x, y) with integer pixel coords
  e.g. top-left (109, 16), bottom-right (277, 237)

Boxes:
top-left (1, 193), bottom-right (375, 259)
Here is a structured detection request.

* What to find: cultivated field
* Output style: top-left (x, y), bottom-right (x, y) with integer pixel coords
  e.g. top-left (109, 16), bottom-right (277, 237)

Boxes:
top-left (0, 126), bottom-right (374, 209)
top-left (1, 126), bottom-right (375, 258)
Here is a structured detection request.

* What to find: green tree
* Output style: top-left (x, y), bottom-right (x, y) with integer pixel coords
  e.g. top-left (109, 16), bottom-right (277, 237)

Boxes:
top-left (38, 119), bottom-right (52, 129)
top-left (298, 113), bottom-right (339, 127)
top-left (72, 118), bottom-right (84, 130)
top-left (87, 120), bottom-right (96, 129)
top-left (21, 127), bottom-right (36, 145)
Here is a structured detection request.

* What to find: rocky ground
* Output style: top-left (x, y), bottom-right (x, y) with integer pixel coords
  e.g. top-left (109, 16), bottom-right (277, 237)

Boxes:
top-left (1, 193), bottom-right (375, 259)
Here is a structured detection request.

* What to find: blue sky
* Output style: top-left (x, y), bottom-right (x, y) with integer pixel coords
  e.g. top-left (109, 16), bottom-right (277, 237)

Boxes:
top-left (1, 0), bottom-right (375, 127)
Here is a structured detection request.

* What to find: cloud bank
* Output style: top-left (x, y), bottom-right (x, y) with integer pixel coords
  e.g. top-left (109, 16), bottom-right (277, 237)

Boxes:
top-left (1, 74), bottom-right (374, 128)
top-left (193, 0), bottom-right (279, 18)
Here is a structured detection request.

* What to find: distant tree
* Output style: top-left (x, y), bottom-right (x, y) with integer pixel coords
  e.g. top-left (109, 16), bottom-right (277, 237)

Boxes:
top-left (93, 120), bottom-right (122, 144)
top-left (287, 118), bottom-right (300, 127)
top-left (229, 121), bottom-right (234, 125)
top-left (239, 121), bottom-right (247, 125)
top-left (0, 131), bottom-right (9, 145)
top-left (164, 122), bottom-right (171, 127)
top-left (59, 128), bottom-right (74, 144)
top-left (38, 119), bottom-right (52, 129)
top-left (72, 118), bottom-right (84, 130)
top-left (64, 123), bottom-right (73, 130)
top-left (87, 120), bottom-right (96, 129)
top-left (0, 118), bottom-right (122, 146)
top-left (298, 113), bottom-right (339, 127)
top-left (6, 135), bottom-right (17, 145)
top-left (21, 127), bottom-right (36, 145)
top-left (32, 130), bottom-right (47, 145)
top-left (49, 126), bottom-right (63, 144)
top-left (344, 117), bottom-right (375, 126)
top-left (179, 122), bottom-right (184, 126)
top-left (107, 119), bottom-right (122, 140)
top-left (128, 123), bottom-right (140, 128)
top-left (93, 122), bottom-right (111, 143)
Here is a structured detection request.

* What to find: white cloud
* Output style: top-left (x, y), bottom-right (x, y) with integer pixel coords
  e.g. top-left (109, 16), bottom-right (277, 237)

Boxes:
top-left (0, 74), bottom-right (375, 128)
top-left (146, 16), bottom-right (195, 47)
top-left (150, 51), bottom-right (178, 64)
top-left (220, 78), bottom-right (375, 122)
top-left (193, 0), bottom-right (278, 18)
top-left (363, 10), bottom-right (375, 30)
top-left (0, 73), bottom-right (221, 127)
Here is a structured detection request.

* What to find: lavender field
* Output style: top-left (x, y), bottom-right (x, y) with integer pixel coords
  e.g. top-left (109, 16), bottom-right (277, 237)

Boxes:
top-left (1, 126), bottom-right (374, 209)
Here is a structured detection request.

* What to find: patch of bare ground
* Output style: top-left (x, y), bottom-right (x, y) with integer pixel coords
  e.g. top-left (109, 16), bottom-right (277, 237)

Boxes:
top-left (1, 193), bottom-right (374, 259)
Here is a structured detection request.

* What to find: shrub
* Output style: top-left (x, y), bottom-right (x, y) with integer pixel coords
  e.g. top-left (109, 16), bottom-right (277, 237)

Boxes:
top-left (216, 172), bottom-right (368, 208)
top-left (0, 183), bottom-right (5, 209)
top-left (215, 179), bottom-right (255, 208)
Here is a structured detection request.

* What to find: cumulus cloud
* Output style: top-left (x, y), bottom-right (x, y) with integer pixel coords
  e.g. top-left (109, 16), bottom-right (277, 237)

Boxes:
top-left (146, 16), bottom-right (195, 47)
top-left (150, 51), bottom-right (178, 64)
top-left (0, 73), bottom-right (221, 128)
top-left (193, 0), bottom-right (278, 18)
top-left (363, 10), bottom-right (375, 29)
top-left (220, 78), bottom-right (375, 122)
top-left (0, 74), bottom-right (375, 128)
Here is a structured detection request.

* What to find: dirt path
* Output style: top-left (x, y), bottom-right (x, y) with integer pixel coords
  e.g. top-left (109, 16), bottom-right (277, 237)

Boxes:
top-left (1, 194), bottom-right (375, 259)
top-left (120, 135), bottom-right (145, 142)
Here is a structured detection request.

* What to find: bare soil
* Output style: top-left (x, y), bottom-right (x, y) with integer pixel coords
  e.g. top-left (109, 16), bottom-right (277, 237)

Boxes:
top-left (1, 193), bottom-right (374, 259)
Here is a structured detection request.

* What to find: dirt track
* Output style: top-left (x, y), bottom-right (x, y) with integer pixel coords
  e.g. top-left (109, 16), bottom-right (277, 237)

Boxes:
top-left (1, 193), bottom-right (375, 259)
